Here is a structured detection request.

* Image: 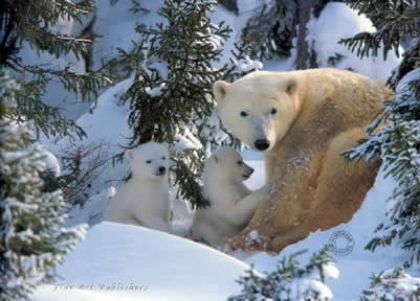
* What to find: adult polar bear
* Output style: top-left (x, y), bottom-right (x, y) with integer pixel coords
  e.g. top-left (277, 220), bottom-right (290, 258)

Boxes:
top-left (213, 68), bottom-right (393, 252)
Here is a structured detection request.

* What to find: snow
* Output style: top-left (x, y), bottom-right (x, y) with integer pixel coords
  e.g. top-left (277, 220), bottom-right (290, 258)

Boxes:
top-left (145, 83), bottom-right (166, 97)
top-left (31, 222), bottom-right (250, 301)
top-left (323, 262), bottom-right (340, 279)
top-left (396, 68), bottom-right (420, 95)
top-left (361, 268), bottom-right (420, 301)
top-left (71, 77), bottom-right (133, 149)
top-left (16, 17), bottom-right (88, 120)
top-left (43, 150), bottom-right (62, 177)
top-left (21, 1), bottom-right (417, 300)
top-left (92, 1), bottom-right (141, 69)
top-left (306, 2), bottom-right (401, 80)
top-left (232, 55), bottom-right (263, 73)
top-left (286, 278), bottom-right (333, 301)
top-left (172, 128), bottom-right (203, 153)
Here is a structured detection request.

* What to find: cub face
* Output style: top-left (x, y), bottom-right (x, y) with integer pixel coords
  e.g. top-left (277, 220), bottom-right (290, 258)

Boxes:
top-left (126, 142), bottom-right (169, 181)
top-left (213, 72), bottom-right (300, 152)
top-left (208, 148), bottom-right (254, 183)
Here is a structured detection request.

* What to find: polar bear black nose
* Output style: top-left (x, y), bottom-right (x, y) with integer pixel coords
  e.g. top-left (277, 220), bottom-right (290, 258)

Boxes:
top-left (158, 166), bottom-right (166, 174)
top-left (254, 139), bottom-right (270, 151)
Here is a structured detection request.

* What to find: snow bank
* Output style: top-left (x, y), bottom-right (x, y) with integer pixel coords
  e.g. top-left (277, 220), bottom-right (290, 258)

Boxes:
top-left (31, 222), bottom-right (250, 301)
top-left (306, 2), bottom-right (401, 80)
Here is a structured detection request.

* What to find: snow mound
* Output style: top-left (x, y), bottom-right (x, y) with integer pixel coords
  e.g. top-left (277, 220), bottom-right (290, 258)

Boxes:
top-left (31, 222), bottom-right (250, 301)
top-left (306, 2), bottom-right (401, 80)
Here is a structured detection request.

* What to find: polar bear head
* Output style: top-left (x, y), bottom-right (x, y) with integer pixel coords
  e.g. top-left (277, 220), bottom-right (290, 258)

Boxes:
top-left (213, 71), bottom-right (302, 152)
top-left (126, 142), bottom-right (169, 181)
top-left (205, 148), bottom-right (254, 183)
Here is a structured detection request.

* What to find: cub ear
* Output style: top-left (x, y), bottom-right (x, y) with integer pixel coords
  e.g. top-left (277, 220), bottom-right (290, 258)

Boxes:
top-left (125, 150), bottom-right (134, 161)
top-left (213, 80), bottom-right (230, 104)
top-left (286, 78), bottom-right (298, 95)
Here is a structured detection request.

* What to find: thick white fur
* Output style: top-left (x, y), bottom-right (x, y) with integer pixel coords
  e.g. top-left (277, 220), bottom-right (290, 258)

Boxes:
top-left (190, 148), bottom-right (265, 246)
top-left (103, 142), bottom-right (171, 232)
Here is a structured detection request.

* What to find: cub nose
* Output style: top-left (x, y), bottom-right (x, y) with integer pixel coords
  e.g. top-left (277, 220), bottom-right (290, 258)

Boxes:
top-left (254, 139), bottom-right (270, 151)
top-left (158, 166), bottom-right (166, 174)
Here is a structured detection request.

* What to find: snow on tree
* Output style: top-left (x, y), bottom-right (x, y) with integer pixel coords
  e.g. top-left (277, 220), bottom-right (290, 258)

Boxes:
top-left (0, 0), bottom-right (111, 139)
top-left (0, 72), bottom-right (86, 301)
top-left (241, 0), bottom-right (297, 60)
top-left (360, 268), bottom-right (420, 301)
top-left (342, 0), bottom-right (420, 265)
top-left (229, 247), bottom-right (339, 301)
top-left (339, 0), bottom-right (418, 62)
top-left (353, 69), bottom-right (419, 262)
top-left (241, 0), bottom-right (339, 68)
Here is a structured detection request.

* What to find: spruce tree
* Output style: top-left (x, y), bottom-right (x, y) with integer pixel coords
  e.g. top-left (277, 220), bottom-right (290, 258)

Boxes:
top-left (0, 0), bottom-right (111, 139)
top-left (342, 0), bottom-right (420, 266)
top-left (360, 268), bottom-right (420, 300)
top-left (241, 0), bottom-right (297, 60)
top-left (0, 72), bottom-right (86, 301)
top-left (121, 0), bottom-right (232, 208)
top-left (229, 247), bottom-right (338, 301)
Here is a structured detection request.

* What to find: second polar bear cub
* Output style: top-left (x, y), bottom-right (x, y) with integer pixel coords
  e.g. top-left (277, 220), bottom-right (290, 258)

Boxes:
top-left (103, 142), bottom-right (171, 232)
top-left (191, 148), bottom-right (256, 246)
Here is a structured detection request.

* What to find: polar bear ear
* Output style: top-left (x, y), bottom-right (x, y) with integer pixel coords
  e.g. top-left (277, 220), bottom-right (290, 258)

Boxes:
top-left (213, 80), bottom-right (230, 104)
top-left (286, 78), bottom-right (298, 95)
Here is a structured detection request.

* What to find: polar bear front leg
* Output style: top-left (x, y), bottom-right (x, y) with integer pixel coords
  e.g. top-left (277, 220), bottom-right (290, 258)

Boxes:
top-left (222, 185), bottom-right (272, 227)
top-left (226, 170), bottom-right (316, 252)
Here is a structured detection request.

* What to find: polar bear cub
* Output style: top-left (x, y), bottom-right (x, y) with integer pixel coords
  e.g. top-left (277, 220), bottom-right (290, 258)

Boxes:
top-left (103, 142), bottom-right (171, 232)
top-left (191, 148), bottom-right (257, 246)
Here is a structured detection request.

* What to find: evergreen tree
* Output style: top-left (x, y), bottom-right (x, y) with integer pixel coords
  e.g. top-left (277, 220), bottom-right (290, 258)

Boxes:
top-left (0, 0), bottom-right (111, 139)
top-left (241, 0), bottom-right (336, 67)
top-left (241, 0), bottom-right (297, 60)
top-left (342, 0), bottom-right (420, 266)
top-left (0, 72), bottom-right (86, 301)
top-left (360, 268), bottom-right (420, 301)
top-left (229, 247), bottom-right (338, 301)
top-left (121, 0), bottom-right (233, 207)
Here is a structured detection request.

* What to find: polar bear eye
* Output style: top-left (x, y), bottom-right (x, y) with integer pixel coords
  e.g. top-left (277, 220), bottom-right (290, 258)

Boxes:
top-left (237, 160), bottom-right (242, 165)
top-left (240, 111), bottom-right (248, 117)
top-left (146, 160), bottom-right (152, 164)
top-left (270, 108), bottom-right (277, 115)
top-left (162, 156), bottom-right (166, 160)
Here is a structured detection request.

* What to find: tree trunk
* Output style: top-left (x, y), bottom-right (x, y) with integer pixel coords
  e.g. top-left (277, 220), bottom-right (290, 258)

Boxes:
top-left (296, 0), bottom-right (324, 69)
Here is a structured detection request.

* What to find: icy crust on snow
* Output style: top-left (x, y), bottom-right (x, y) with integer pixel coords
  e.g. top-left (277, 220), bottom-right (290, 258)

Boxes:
top-left (31, 222), bottom-right (250, 301)
top-left (306, 2), bottom-right (401, 80)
